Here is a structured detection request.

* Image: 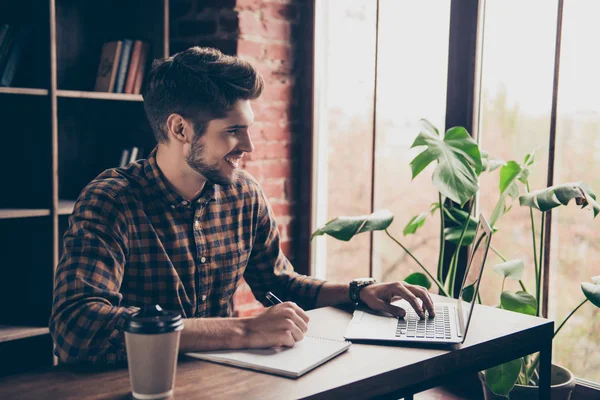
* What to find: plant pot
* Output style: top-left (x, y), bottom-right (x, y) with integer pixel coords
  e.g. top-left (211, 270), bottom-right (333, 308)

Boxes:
top-left (479, 363), bottom-right (576, 400)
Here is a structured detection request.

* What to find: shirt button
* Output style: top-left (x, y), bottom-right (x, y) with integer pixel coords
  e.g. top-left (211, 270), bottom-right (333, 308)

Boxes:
top-left (201, 295), bottom-right (207, 301)
top-left (182, 200), bottom-right (189, 206)
top-left (171, 205), bottom-right (176, 209)
top-left (200, 256), bottom-right (207, 263)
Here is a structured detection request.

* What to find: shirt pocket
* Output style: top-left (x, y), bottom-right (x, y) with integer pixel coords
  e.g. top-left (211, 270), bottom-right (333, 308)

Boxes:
top-left (214, 248), bottom-right (251, 300)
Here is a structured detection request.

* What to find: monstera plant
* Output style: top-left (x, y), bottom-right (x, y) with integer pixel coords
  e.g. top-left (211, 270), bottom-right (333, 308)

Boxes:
top-left (311, 119), bottom-right (600, 398)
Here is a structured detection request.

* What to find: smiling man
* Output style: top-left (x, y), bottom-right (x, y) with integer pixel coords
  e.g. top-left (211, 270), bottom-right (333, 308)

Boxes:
top-left (49, 47), bottom-right (434, 364)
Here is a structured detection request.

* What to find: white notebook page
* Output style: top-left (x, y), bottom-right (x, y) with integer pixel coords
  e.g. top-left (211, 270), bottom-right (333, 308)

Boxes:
top-left (186, 336), bottom-right (351, 378)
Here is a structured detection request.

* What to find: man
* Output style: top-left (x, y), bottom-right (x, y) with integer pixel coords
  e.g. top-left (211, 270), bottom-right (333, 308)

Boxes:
top-left (50, 47), bottom-right (434, 364)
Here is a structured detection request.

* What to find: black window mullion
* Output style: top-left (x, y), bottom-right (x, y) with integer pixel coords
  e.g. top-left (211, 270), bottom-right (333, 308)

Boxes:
top-left (542, 0), bottom-right (565, 318)
top-left (443, 0), bottom-right (481, 296)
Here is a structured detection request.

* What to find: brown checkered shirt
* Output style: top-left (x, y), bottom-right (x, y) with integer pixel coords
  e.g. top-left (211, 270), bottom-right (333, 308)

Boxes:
top-left (49, 147), bottom-right (325, 363)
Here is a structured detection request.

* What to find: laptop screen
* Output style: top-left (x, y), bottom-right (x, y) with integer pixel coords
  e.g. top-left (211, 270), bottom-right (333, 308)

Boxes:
top-left (456, 215), bottom-right (492, 341)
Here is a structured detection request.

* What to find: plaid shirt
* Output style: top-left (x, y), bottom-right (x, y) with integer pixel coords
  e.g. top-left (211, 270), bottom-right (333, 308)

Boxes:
top-left (50, 147), bottom-right (325, 364)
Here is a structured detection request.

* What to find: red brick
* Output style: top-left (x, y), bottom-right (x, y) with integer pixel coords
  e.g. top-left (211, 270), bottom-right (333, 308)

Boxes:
top-left (280, 240), bottom-right (292, 257)
top-left (260, 179), bottom-right (285, 200)
top-left (237, 39), bottom-right (264, 58)
top-left (270, 201), bottom-right (292, 217)
top-left (238, 10), bottom-right (266, 37)
top-left (253, 103), bottom-right (290, 123)
top-left (262, 160), bottom-right (291, 179)
top-left (265, 43), bottom-right (292, 61)
top-left (264, 3), bottom-right (298, 22)
top-left (264, 20), bottom-right (291, 41)
top-left (258, 123), bottom-right (291, 141)
top-left (242, 161), bottom-right (263, 179)
top-left (263, 81), bottom-right (292, 102)
top-left (235, 0), bottom-right (263, 11)
top-left (249, 140), bottom-right (290, 160)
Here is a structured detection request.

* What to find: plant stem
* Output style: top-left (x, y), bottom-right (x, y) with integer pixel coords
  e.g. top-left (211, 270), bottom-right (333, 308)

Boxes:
top-left (519, 280), bottom-right (529, 293)
top-left (501, 277), bottom-right (506, 293)
top-left (447, 202), bottom-right (474, 297)
top-left (490, 246), bottom-right (507, 262)
top-left (525, 353), bottom-right (540, 385)
top-left (537, 212), bottom-right (545, 316)
top-left (437, 194), bottom-right (446, 283)
top-left (385, 229), bottom-right (449, 297)
top-left (526, 182), bottom-right (540, 316)
top-left (554, 299), bottom-right (588, 338)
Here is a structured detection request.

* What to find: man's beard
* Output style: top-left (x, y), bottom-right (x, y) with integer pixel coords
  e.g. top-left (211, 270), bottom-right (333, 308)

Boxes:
top-left (185, 139), bottom-right (237, 186)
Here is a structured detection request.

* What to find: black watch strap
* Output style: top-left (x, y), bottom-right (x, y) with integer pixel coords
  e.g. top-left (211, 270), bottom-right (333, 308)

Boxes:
top-left (349, 278), bottom-right (376, 305)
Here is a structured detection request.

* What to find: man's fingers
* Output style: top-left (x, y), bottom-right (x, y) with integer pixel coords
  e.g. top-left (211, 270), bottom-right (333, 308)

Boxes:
top-left (408, 286), bottom-right (435, 317)
top-left (288, 302), bottom-right (310, 324)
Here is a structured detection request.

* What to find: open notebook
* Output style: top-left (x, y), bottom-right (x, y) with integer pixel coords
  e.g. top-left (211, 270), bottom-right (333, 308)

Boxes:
top-left (186, 336), bottom-right (351, 378)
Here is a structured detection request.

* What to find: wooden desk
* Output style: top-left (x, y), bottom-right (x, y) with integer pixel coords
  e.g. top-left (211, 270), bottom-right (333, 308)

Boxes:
top-left (0, 300), bottom-right (553, 400)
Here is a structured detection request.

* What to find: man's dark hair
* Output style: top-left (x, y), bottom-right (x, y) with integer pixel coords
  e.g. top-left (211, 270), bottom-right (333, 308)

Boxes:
top-left (142, 47), bottom-right (264, 143)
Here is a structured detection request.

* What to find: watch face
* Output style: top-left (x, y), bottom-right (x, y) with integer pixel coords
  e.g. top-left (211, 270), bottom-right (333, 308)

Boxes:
top-left (353, 278), bottom-right (375, 286)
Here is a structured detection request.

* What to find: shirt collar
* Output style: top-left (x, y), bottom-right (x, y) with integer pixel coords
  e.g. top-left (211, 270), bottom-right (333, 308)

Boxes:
top-left (144, 146), bottom-right (218, 209)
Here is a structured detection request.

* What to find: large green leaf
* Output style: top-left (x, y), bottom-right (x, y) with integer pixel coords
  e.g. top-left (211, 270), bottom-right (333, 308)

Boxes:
top-left (489, 149), bottom-right (538, 227)
top-left (582, 276), bottom-right (600, 308)
top-left (484, 359), bottom-right (521, 396)
top-left (409, 119), bottom-right (482, 206)
top-left (404, 272), bottom-right (432, 290)
top-left (461, 282), bottom-right (476, 302)
top-left (481, 151), bottom-right (505, 172)
top-left (403, 203), bottom-right (439, 236)
top-left (493, 259), bottom-right (524, 281)
top-left (501, 291), bottom-right (537, 316)
top-left (519, 181), bottom-right (600, 217)
top-left (443, 207), bottom-right (478, 246)
top-left (310, 210), bottom-right (394, 242)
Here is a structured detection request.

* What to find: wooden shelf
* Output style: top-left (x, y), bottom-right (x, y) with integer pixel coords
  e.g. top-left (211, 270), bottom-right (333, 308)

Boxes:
top-left (57, 90), bottom-right (143, 102)
top-left (0, 87), bottom-right (48, 96)
top-left (58, 200), bottom-right (76, 215)
top-left (0, 209), bottom-right (51, 220)
top-left (0, 326), bottom-right (50, 344)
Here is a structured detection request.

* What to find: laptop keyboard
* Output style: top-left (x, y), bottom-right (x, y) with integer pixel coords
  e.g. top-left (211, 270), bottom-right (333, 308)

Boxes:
top-left (396, 305), bottom-right (451, 339)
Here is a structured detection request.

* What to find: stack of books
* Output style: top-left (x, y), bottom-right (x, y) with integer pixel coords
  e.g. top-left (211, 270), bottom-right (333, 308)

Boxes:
top-left (94, 39), bottom-right (150, 94)
top-left (0, 24), bottom-right (30, 87)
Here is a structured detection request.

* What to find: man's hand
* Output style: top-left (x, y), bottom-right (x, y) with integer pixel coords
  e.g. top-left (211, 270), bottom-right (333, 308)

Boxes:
top-left (359, 282), bottom-right (435, 319)
top-left (242, 302), bottom-right (310, 348)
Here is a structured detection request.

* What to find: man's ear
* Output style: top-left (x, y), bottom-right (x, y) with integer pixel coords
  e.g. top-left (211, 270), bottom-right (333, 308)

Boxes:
top-left (166, 113), bottom-right (192, 144)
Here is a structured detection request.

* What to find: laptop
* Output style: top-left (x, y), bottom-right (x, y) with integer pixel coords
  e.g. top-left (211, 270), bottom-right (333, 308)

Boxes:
top-left (344, 214), bottom-right (492, 345)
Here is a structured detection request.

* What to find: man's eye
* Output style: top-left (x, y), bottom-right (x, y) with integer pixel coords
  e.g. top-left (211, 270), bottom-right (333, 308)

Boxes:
top-left (227, 129), bottom-right (238, 135)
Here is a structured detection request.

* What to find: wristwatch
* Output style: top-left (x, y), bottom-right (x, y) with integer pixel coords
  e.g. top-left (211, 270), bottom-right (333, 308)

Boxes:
top-left (349, 277), bottom-right (376, 305)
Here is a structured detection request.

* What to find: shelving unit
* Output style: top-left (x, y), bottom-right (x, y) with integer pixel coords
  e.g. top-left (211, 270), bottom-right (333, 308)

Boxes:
top-left (0, 0), bottom-right (169, 376)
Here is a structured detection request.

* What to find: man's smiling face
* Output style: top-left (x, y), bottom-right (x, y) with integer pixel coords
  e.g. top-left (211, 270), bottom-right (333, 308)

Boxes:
top-left (185, 99), bottom-right (255, 185)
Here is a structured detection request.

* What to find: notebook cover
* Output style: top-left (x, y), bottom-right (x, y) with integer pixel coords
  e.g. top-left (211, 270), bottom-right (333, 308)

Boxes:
top-left (186, 336), bottom-right (351, 379)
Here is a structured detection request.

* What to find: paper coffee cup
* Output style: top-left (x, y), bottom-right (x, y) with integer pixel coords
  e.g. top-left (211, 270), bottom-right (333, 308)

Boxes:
top-left (124, 305), bottom-right (184, 400)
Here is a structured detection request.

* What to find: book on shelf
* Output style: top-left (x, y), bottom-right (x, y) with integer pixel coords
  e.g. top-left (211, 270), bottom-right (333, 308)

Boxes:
top-left (94, 41), bottom-right (122, 92)
top-left (132, 42), bottom-right (150, 95)
top-left (114, 39), bottom-right (133, 93)
top-left (94, 39), bottom-right (149, 94)
top-left (124, 40), bottom-right (143, 94)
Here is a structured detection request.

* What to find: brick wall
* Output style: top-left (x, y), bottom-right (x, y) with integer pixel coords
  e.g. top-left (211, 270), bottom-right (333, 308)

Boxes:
top-left (170, 0), bottom-right (313, 317)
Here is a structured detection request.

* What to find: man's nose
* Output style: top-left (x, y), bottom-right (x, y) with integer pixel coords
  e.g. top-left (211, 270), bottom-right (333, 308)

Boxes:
top-left (239, 132), bottom-right (254, 153)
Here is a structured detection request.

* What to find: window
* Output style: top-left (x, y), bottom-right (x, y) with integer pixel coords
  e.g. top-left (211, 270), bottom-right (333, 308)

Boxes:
top-left (313, 0), bottom-right (600, 384)
top-left (312, 1), bottom-right (451, 283)
top-left (476, 0), bottom-right (556, 318)
top-left (312, 0), bottom-right (377, 281)
top-left (551, 0), bottom-right (600, 382)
